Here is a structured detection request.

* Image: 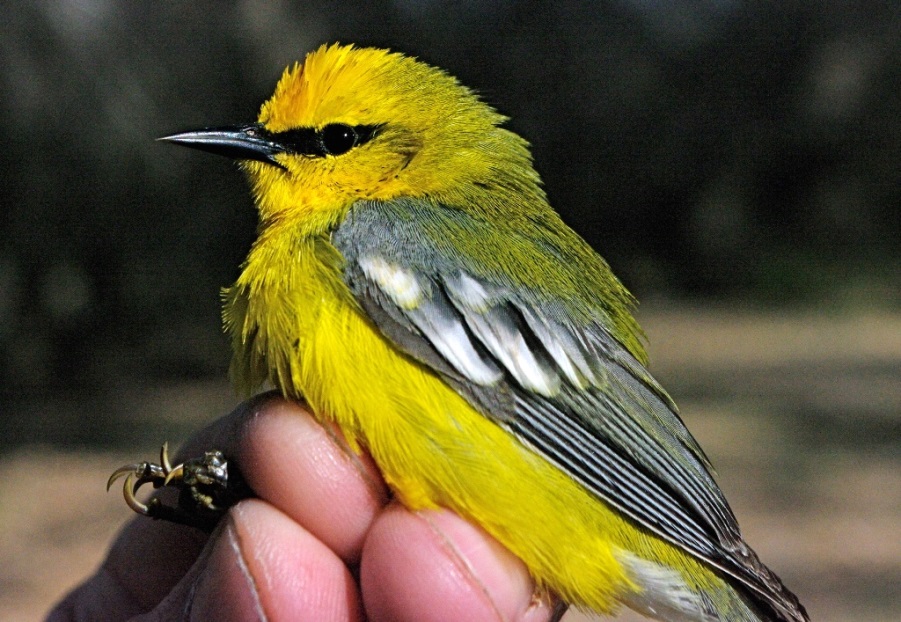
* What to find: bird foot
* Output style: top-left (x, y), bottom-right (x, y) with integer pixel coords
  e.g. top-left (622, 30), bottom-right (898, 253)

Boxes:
top-left (108, 443), bottom-right (249, 532)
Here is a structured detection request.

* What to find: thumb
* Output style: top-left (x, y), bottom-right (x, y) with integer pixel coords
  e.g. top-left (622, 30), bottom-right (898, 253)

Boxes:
top-left (144, 500), bottom-right (363, 622)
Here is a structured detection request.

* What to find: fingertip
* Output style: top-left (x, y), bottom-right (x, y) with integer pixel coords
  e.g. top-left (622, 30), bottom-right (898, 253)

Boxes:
top-left (174, 513), bottom-right (267, 622)
top-left (422, 509), bottom-right (558, 622)
top-left (234, 398), bottom-right (389, 564)
top-left (361, 505), bottom-right (550, 622)
top-left (424, 510), bottom-right (530, 619)
top-left (228, 500), bottom-right (364, 622)
top-left (164, 500), bottom-right (363, 622)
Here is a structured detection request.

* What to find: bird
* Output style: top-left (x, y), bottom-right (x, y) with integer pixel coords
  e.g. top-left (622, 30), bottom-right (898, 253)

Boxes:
top-left (133, 44), bottom-right (808, 621)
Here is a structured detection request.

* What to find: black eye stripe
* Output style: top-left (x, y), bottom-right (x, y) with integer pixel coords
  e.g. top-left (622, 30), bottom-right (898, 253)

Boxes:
top-left (272, 127), bottom-right (320, 155)
top-left (266, 124), bottom-right (381, 158)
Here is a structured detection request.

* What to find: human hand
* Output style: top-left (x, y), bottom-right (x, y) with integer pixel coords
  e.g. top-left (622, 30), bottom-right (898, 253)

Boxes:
top-left (48, 392), bottom-right (560, 621)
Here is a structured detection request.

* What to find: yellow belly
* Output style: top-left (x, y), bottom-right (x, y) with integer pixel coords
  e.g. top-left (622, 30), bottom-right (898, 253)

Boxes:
top-left (225, 235), bottom-right (722, 613)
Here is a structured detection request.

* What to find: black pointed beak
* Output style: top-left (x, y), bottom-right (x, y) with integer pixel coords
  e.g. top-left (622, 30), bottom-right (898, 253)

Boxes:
top-left (158, 123), bottom-right (287, 169)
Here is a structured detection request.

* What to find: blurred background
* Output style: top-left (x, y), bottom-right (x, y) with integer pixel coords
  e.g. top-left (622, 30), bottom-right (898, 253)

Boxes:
top-left (1, 1), bottom-right (898, 620)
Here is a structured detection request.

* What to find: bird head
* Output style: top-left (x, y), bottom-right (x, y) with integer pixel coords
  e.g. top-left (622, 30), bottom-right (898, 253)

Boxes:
top-left (161, 44), bottom-right (540, 231)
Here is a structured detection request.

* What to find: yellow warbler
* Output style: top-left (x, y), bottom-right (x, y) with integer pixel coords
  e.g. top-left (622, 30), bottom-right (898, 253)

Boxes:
top-left (144, 44), bottom-right (807, 621)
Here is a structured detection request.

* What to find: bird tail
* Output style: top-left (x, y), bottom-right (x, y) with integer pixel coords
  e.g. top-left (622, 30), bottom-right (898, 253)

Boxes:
top-left (615, 551), bottom-right (805, 622)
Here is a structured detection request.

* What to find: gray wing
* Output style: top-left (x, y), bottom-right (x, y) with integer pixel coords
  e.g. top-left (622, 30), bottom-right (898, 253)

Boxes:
top-left (333, 197), bottom-right (797, 617)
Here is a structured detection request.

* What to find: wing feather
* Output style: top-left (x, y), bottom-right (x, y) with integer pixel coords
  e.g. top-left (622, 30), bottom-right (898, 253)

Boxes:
top-left (333, 197), bottom-right (800, 618)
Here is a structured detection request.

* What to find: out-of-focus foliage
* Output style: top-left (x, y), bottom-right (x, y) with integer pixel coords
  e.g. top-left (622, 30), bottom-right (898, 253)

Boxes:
top-left (1, 1), bottom-right (898, 399)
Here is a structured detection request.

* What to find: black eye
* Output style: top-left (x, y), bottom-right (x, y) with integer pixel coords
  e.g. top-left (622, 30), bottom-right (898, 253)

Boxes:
top-left (271, 123), bottom-right (380, 158)
top-left (319, 124), bottom-right (359, 156)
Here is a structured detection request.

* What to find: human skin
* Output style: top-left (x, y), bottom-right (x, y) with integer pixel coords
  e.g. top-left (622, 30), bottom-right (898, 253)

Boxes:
top-left (48, 393), bottom-right (558, 622)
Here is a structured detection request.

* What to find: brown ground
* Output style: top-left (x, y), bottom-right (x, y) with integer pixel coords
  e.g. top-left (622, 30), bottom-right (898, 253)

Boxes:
top-left (2, 308), bottom-right (899, 621)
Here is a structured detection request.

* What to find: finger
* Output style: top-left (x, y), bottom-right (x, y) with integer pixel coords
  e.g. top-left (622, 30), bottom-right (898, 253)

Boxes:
top-left (169, 392), bottom-right (388, 563)
top-left (147, 499), bottom-right (364, 622)
top-left (52, 395), bottom-right (281, 615)
top-left (227, 394), bottom-right (390, 564)
top-left (361, 504), bottom-right (557, 622)
top-left (51, 393), bottom-right (385, 619)
top-left (48, 390), bottom-right (267, 619)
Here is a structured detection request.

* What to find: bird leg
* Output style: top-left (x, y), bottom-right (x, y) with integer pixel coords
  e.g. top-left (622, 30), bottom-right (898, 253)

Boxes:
top-left (108, 443), bottom-right (250, 532)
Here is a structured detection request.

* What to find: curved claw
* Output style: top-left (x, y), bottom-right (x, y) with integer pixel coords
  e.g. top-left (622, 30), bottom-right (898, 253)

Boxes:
top-left (163, 464), bottom-right (184, 486)
top-left (107, 463), bottom-right (143, 492)
top-left (121, 471), bottom-right (153, 515)
top-left (107, 465), bottom-right (154, 515)
top-left (109, 444), bottom-right (248, 531)
top-left (107, 448), bottom-right (178, 517)
top-left (160, 442), bottom-right (173, 473)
